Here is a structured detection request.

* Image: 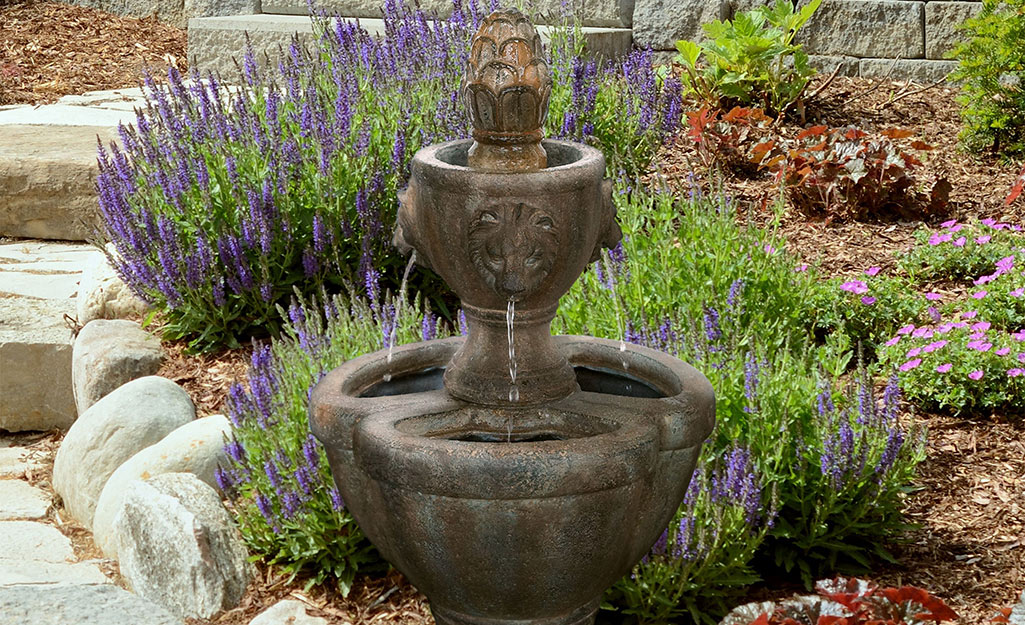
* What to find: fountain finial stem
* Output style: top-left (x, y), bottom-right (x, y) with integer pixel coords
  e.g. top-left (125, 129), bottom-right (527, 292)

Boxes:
top-left (463, 9), bottom-right (551, 171)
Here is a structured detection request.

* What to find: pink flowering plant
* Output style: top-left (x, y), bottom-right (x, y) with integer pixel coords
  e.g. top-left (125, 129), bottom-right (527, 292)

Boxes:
top-left (955, 251), bottom-right (1025, 330)
top-left (898, 218), bottom-right (1021, 282)
top-left (810, 269), bottom-right (925, 355)
top-left (877, 314), bottom-right (1025, 415)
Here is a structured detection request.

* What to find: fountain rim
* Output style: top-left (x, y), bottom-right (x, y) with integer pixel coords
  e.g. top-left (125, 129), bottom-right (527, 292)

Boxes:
top-left (411, 138), bottom-right (606, 184)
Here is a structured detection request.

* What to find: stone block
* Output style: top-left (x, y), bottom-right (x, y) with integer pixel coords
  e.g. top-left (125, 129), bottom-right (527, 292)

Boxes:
top-left (0, 560), bottom-right (109, 585)
top-left (858, 58), bottom-right (958, 83)
top-left (63, 0), bottom-right (258, 29)
top-left (0, 447), bottom-right (43, 478)
top-left (925, 1), bottom-right (982, 60)
top-left (0, 480), bottom-right (51, 520)
top-left (187, 15), bottom-right (632, 77)
top-left (72, 319), bottom-right (165, 415)
top-left (93, 414), bottom-right (232, 557)
top-left (114, 473), bottom-right (253, 619)
top-left (0, 297), bottom-right (76, 432)
top-left (799, 0), bottom-right (925, 59)
top-left (0, 584), bottom-right (184, 625)
top-left (633, 0), bottom-right (727, 50)
top-left (0, 125), bottom-right (117, 241)
top-left (0, 521), bottom-right (74, 562)
top-left (261, 0), bottom-right (634, 27)
top-left (53, 376), bottom-right (195, 528)
top-left (808, 54), bottom-right (863, 77)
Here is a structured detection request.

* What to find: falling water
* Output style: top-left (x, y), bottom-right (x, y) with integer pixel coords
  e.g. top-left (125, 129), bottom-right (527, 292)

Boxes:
top-left (384, 251), bottom-right (418, 383)
top-left (507, 298), bottom-right (519, 403)
top-left (602, 251), bottom-right (629, 371)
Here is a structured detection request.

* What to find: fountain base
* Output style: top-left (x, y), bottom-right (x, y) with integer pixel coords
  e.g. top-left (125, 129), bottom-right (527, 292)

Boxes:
top-left (432, 598), bottom-right (600, 625)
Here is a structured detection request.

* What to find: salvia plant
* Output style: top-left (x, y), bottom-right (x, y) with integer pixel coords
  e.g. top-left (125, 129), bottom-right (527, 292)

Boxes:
top-left (97, 0), bottom-right (683, 352)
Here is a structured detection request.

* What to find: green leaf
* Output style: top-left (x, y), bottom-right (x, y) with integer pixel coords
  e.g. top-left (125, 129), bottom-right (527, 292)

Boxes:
top-left (675, 39), bottom-right (702, 67)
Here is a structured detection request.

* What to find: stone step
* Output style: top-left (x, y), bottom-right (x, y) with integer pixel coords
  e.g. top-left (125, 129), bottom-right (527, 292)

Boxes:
top-left (260, 0), bottom-right (634, 28)
top-left (0, 241), bottom-right (103, 432)
top-left (187, 14), bottom-right (633, 76)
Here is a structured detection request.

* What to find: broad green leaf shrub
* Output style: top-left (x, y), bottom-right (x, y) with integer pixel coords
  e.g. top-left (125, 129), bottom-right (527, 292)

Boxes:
top-left (949, 0), bottom-right (1025, 157)
top-left (97, 0), bottom-right (682, 352)
top-left (878, 315), bottom-right (1025, 415)
top-left (675, 0), bottom-right (821, 116)
top-left (897, 218), bottom-right (1022, 282)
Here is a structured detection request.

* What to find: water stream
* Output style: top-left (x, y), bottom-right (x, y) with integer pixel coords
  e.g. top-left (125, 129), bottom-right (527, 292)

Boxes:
top-left (384, 251), bottom-right (418, 383)
top-left (601, 251), bottom-right (629, 371)
top-left (507, 298), bottom-right (519, 403)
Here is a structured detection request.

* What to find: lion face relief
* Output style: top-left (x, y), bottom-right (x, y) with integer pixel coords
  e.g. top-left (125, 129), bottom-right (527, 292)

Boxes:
top-left (467, 202), bottom-right (558, 300)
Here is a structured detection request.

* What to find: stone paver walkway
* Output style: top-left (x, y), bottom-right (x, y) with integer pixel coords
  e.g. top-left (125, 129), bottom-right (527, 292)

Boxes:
top-left (0, 433), bottom-right (183, 624)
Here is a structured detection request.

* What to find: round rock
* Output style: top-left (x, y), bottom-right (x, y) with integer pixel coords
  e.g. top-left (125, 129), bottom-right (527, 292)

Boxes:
top-left (113, 473), bottom-right (253, 620)
top-left (72, 319), bottom-right (165, 416)
top-left (76, 250), bottom-right (149, 326)
top-left (92, 414), bottom-right (231, 557)
top-left (53, 376), bottom-right (195, 527)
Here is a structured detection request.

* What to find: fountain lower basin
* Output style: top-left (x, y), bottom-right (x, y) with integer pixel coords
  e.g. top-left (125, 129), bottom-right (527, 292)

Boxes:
top-left (309, 336), bottom-right (715, 625)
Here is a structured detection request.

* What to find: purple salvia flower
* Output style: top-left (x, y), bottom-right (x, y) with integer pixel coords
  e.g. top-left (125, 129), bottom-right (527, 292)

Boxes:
top-left (329, 487), bottom-right (345, 511)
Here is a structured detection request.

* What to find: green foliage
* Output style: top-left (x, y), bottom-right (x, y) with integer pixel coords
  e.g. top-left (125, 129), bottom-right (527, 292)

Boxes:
top-left (949, 0), bottom-right (1025, 156)
top-left (675, 0), bottom-right (821, 115)
top-left (897, 218), bottom-right (1021, 282)
top-left (809, 271), bottom-right (927, 357)
top-left (877, 315), bottom-right (1025, 415)
top-left (221, 290), bottom-right (448, 593)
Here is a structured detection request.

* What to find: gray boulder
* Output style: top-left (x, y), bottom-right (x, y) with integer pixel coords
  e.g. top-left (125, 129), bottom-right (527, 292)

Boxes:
top-left (113, 473), bottom-right (253, 620)
top-left (0, 582), bottom-right (184, 625)
top-left (72, 319), bottom-right (165, 415)
top-left (76, 251), bottom-right (149, 326)
top-left (53, 376), bottom-right (195, 528)
top-left (249, 599), bottom-right (329, 625)
top-left (92, 414), bottom-right (231, 557)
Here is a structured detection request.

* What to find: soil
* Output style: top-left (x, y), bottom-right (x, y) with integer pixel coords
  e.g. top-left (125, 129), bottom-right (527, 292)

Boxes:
top-left (4, 2), bottom-right (1023, 623)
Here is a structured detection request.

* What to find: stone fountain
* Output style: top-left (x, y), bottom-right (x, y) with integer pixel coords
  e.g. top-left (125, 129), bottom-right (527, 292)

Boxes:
top-left (309, 9), bottom-right (715, 625)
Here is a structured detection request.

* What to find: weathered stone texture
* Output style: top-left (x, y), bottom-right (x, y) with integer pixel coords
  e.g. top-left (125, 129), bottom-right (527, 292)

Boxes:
top-left (114, 473), bottom-right (253, 619)
top-left (72, 319), bottom-right (165, 415)
top-left (76, 251), bottom-right (150, 326)
top-left (925, 1), bottom-right (982, 60)
top-left (0, 480), bottom-right (51, 520)
top-left (0, 584), bottom-right (184, 625)
top-left (858, 58), bottom-right (958, 83)
top-left (53, 376), bottom-right (195, 528)
top-left (633, 0), bottom-right (726, 50)
top-left (249, 599), bottom-right (330, 625)
top-left (0, 125), bottom-right (115, 241)
top-left (92, 414), bottom-right (232, 557)
top-left (66, 0), bottom-right (258, 29)
top-left (799, 0), bottom-right (925, 60)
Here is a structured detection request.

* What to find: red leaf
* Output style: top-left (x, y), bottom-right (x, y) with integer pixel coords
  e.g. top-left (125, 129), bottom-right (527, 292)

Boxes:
top-left (881, 128), bottom-right (915, 139)
top-left (796, 125), bottom-right (828, 140)
top-left (910, 140), bottom-right (935, 150)
top-left (878, 587), bottom-right (958, 622)
top-left (844, 128), bottom-right (868, 140)
top-left (749, 612), bottom-right (771, 625)
top-left (722, 106), bottom-right (752, 123)
top-left (991, 607), bottom-right (1012, 623)
top-left (1006, 163), bottom-right (1025, 205)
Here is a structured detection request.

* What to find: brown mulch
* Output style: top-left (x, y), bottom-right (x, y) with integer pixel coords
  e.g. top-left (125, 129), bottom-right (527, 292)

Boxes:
top-left (156, 340), bottom-right (254, 418)
top-left (0, 0), bottom-right (186, 106)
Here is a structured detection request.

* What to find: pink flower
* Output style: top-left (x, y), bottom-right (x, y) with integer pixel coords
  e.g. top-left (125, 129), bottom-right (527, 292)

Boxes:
top-left (996, 256), bottom-right (1015, 273)
top-left (840, 280), bottom-right (869, 295)
top-left (1011, 288), bottom-right (1025, 297)
top-left (861, 296), bottom-right (877, 305)
top-left (924, 340), bottom-right (948, 353)
top-left (912, 327), bottom-right (934, 339)
top-left (928, 306), bottom-right (941, 323)
top-left (974, 274), bottom-right (994, 285)
top-left (884, 336), bottom-right (901, 347)
top-left (976, 235), bottom-right (992, 244)
top-left (968, 370), bottom-right (984, 380)
top-left (971, 321), bottom-right (991, 332)
top-left (795, 263), bottom-right (809, 272)
top-left (950, 223), bottom-right (964, 233)
top-left (994, 223), bottom-right (1007, 230)
top-left (953, 236), bottom-right (967, 247)
top-left (897, 324), bottom-right (916, 335)
top-left (1019, 352), bottom-right (1025, 362)
top-left (941, 219), bottom-right (957, 228)
top-left (1009, 368), bottom-right (1025, 377)
top-left (967, 340), bottom-right (993, 352)
top-left (1014, 330), bottom-right (1025, 341)
top-left (951, 321), bottom-right (969, 329)
top-left (936, 323), bottom-right (953, 335)
top-left (962, 311), bottom-right (979, 319)
top-left (865, 266), bottom-right (881, 276)
top-left (925, 292), bottom-right (943, 301)
top-left (970, 331), bottom-right (986, 339)
top-left (936, 363), bottom-right (952, 373)
top-left (996, 347), bottom-right (1011, 356)
top-left (900, 358), bottom-right (923, 372)
top-left (929, 232), bottom-right (953, 246)
top-left (907, 347), bottom-right (923, 358)
top-left (981, 218), bottom-right (997, 227)
top-left (973, 290), bottom-right (988, 299)
top-left (763, 243), bottom-right (777, 254)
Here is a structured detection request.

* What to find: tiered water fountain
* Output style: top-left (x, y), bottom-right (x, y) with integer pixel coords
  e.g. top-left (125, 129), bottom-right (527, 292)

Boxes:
top-left (310, 10), bottom-right (715, 625)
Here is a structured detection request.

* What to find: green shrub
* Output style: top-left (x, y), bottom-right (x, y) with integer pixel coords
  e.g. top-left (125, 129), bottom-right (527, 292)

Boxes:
top-left (949, 0), bottom-right (1025, 156)
top-left (877, 314), bottom-right (1025, 415)
top-left (897, 218), bottom-right (1022, 282)
top-left (675, 0), bottom-right (821, 115)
